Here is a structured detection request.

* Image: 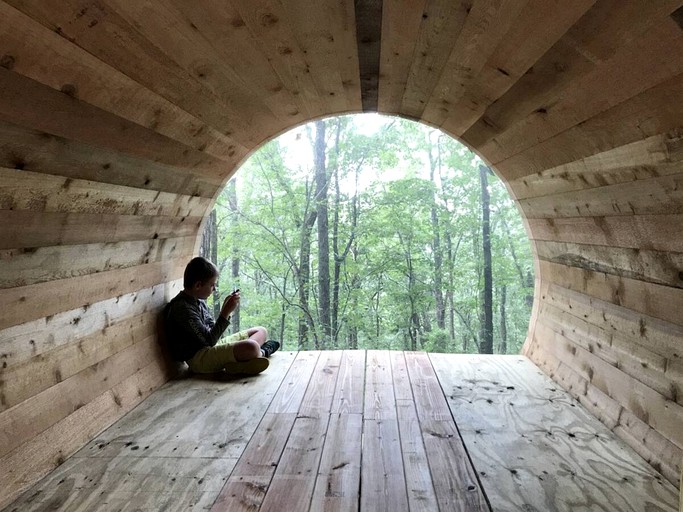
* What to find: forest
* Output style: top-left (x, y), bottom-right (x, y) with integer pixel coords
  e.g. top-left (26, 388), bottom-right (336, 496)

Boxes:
top-left (200, 115), bottom-right (534, 354)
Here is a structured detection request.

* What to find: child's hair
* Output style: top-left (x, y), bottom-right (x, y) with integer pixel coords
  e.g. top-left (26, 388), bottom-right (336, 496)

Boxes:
top-left (183, 257), bottom-right (219, 289)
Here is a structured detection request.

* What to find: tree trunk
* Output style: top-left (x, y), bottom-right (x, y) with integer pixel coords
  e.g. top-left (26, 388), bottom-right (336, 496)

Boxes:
top-left (314, 120), bottom-right (331, 348)
top-left (498, 284), bottom-right (508, 354)
top-left (226, 180), bottom-right (240, 332)
top-left (297, 192), bottom-right (317, 350)
top-left (479, 164), bottom-right (494, 354)
top-left (428, 137), bottom-right (445, 330)
top-left (200, 208), bottom-right (221, 319)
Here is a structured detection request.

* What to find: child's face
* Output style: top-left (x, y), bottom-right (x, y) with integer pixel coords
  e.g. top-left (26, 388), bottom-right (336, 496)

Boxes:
top-left (194, 275), bottom-right (218, 300)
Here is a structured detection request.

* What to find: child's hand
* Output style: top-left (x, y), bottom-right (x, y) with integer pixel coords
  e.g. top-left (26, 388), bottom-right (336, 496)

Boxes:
top-left (219, 290), bottom-right (240, 318)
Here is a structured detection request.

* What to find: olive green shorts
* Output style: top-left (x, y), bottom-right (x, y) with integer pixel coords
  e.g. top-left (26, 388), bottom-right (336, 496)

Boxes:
top-left (187, 329), bottom-right (251, 373)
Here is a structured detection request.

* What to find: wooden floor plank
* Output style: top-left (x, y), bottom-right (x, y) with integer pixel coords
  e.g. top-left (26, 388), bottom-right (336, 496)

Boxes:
top-left (4, 351), bottom-right (678, 512)
top-left (310, 413), bottom-right (363, 512)
top-left (390, 352), bottom-right (439, 511)
top-left (430, 354), bottom-right (679, 512)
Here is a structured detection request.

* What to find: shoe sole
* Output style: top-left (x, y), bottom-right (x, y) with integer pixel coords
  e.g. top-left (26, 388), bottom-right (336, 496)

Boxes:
top-left (223, 357), bottom-right (269, 375)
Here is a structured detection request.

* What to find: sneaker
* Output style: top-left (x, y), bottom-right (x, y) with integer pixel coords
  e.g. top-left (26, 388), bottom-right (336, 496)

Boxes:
top-left (223, 357), bottom-right (269, 375)
top-left (261, 340), bottom-right (280, 358)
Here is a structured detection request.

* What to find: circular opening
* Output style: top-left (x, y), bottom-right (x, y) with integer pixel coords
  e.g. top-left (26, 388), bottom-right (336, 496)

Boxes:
top-left (201, 114), bottom-right (534, 353)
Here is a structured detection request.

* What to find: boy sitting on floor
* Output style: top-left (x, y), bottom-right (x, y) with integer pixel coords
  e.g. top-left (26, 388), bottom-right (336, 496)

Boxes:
top-left (164, 256), bottom-right (280, 375)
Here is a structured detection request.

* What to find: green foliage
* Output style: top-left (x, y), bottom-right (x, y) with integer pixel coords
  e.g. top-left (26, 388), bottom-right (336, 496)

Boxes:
top-left (207, 115), bottom-right (534, 353)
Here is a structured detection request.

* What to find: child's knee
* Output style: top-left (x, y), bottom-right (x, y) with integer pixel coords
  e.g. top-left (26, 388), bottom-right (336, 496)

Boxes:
top-left (234, 339), bottom-right (261, 361)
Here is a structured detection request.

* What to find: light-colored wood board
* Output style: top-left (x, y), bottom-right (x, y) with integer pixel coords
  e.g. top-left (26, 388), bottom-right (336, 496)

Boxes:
top-left (0, 359), bottom-right (168, 511)
top-left (390, 352), bottom-right (440, 511)
top-left (299, 350), bottom-right (342, 419)
top-left (310, 413), bottom-right (363, 512)
top-left (527, 339), bottom-right (682, 487)
top-left (331, 350), bottom-right (365, 414)
top-left (360, 418), bottom-right (409, 512)
top-left (538, 299), bottom-right (679, 406)
top-left (105, 0), bottom-right (298, 128)
top-left (377, 0), bottom-right (428, 114)
top-left (394, 399), bottom-right (439, 511)
top-left (0, 237), bottom-right (194, 289)
top-left (0, 67), bottom-right (228, 177)
top-left (422, 0), bottom-right (528, 127)
top-left (2, 455), bottom-right (237, 512)
top-left (464, 0), bottom-right (681, 152)
top-left (493, 72), bottom-right (683, 180)
top-left (540, 259), bottom-right (683, 327)
top-left (211, 412), bottom-right (298, 512)
top-left (260, 416), bottom-right (329, 512)
top-left (508, 131), bottom-right (683, 200)
top-left (421, 419), bottom-right (490, 512)
top-left (534, 320), bottom-right (683, 450)
top-left (521, 171), bottom-right (683, 219)
top-left (0, 281), bottom-right (179, 368)
top-left (404, 351), bottom-right (453, 421)
top-left (267, 350), bottom-right (320, 414)
top-left (0, 119), bottom-right (221, 198)
top-left (541, 281), bottom-right (683, 362)
top-left (0, 310), bottom-right (156, 413)
top-left (76, 351), bottom-right (296, 461)
top-left (275, 0), bottom-right (353, 114)
top-left (0, 258), bottom-right (185, 330)
top-left (0, 167), bottom-right (211, 217)
top-left (474, 15), bottom-right (683, 163)
top-left (399, 0), bottom-right (470, 119)
top-left (3, 0), bottom-right (270, 148)
top-left (536, 240), bottom-right (683, 289)
top-left (230, 0), bottom-right (323, 118)
top-left (0, 210), bottom-right (201, 250)
top-left (440, 0), bottom-right (595, 137)
top-left (0, 334), bottom-right (162, 458)
top-left (615, 408), bottom-right (683, 487)
top-left (0, 1), bottom-right (244, 162)
top-left (431, 354), bottom-right (679, 511)
top-left (363, 350), bottom-right (396, 420)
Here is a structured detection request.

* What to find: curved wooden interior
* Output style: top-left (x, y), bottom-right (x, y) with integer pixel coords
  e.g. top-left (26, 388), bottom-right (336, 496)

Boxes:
top-left (1, 0), bottom-right (682, 506)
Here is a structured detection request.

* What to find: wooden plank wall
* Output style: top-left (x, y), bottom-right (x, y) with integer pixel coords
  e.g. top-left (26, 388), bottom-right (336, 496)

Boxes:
top-left (420, 1), bottom-right (683, 486)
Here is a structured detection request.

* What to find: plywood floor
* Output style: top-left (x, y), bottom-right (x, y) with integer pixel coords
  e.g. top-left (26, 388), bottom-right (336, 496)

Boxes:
top-left (3, 351), bottom-right (678, 512)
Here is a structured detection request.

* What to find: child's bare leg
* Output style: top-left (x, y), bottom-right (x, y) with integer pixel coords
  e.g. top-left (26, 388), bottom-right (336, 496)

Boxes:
top-left (232, 327), bottom-right (268, 361)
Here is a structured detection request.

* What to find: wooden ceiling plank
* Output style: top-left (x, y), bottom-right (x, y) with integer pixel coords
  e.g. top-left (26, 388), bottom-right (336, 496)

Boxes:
top-left (528, 213), bottom-right (683, 253)
top-left (103, 0), bottom-right (291, 130)
top-left (0, 209), bottom-right (202, 250)
top-left (0, 2), bottom-right (246, 163)
top-left (231, 0), bottom-right (325, 119)
top-left (421, 0), bottom-right (529, 128)
top-left (399, 0), bottom-right (470, 120)
top-left (0, 167), bottom-right (211, 218)
top-left (276, 0), bottom-right (353, 114)
top-left (440, 0), bottom-right (595, 137)
top-left (0, 68), bottom-right (231, 178)
top-left (329, 0), bottom-right (363, 112)
top-left (3, 0), bottom-right (269, 147)
top-left (463, 0), bottom-right (682, 151)
top-left (520, 172), bottom-right (683, 219)
top-left (495, 72), bottom-right (683, 180)
top-left (477, 19), bottom-right (683, 165)
top-left (377, 0), bottom-right (429, 115)
top-left (109, 0), bottom-right (304, 130)
top-left (0, 120), bottom-right (221, 198)
top-left (508, 132), bottom-right (682, 200)
top-left (355, 0), bottom-right (383, 112)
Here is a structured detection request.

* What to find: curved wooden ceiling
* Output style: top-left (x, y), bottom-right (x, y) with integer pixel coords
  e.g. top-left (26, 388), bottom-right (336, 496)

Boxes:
top-left (1, 0), bottom-right (682, 504)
